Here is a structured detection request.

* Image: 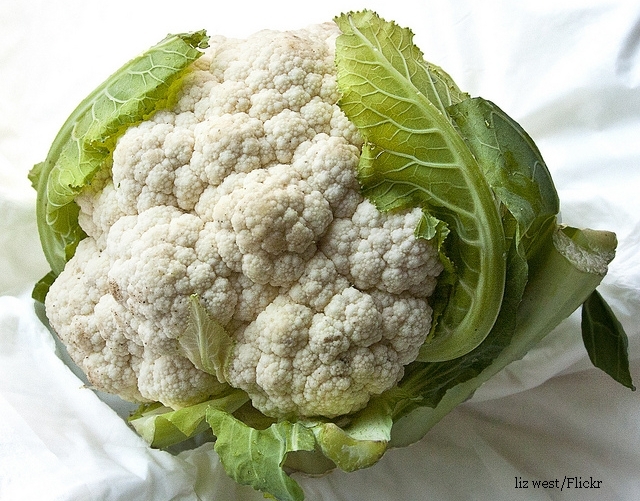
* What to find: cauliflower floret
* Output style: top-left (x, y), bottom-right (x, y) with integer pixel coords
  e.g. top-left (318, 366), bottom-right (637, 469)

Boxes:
top-left (211, 165), bottom-right (333, 286)
top-left (47, 207), bottom-right (231, 409)
top-left (294, 134), bottom-right (363, 217)
top-left (322, 199), bottom-right (443, 297)
top-left (191, 113), bottom-right (274, 186)
top-left (288, 253), bottom-right (349, 312)
top-left (137, 352), bottom-right (225, 409)
top-left (106, 206), bottom-right (238, 330)
top-left (45, 238), bottom-right (145, 403)
top-left (112, 115), bottom-right (183, 215)
top-left (226, 288), bottom-right (434, 418)
top-left (45, 23), bottom-right (443, 418)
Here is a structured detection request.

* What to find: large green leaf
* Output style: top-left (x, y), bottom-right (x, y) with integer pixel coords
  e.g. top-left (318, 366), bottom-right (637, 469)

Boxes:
top-left (30, 30), bottom-right (209, 287)
top-left (334, 11), bottom-right (506, 361)
top-left (582, 289), bottom-right (635, 390)
top-left (207, 409), bottom-right (316, 501)
top-left (129, 390), bottom-right (248, 449)
top-left (391, 226), bottom-right (619, 447)
top-left (448, 97), bottom-right (559, 263)
top-left (310, 396), bottom-right (393, 472)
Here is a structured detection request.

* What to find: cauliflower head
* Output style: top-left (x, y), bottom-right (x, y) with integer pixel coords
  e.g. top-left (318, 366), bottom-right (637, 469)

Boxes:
top-left (45, 23), bottom-right (443, 418)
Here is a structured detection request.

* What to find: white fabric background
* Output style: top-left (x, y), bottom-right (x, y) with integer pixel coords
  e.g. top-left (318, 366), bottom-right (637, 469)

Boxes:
top-left (1, 1), bottom-right (639, 500)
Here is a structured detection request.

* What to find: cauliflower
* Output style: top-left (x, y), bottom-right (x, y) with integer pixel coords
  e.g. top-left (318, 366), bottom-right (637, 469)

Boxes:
top-left (31, 12), bottom-right (628, 501)
top-left (44, 23), bottom-right (443, 417)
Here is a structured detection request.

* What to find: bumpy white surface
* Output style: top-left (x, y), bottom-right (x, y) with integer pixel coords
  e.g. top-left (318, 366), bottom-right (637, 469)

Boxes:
top-left (44, 23), bottom-right (443, 416)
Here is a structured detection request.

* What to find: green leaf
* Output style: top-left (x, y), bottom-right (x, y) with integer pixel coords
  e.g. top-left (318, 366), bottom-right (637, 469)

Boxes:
top-left (178, 294), bottom-right (235, 383)
top-left (129, 401), bottom-right (211, 450)
top-left (31, 271), bottom-right (57, 303)
top-left (413, 96), bottom-right (565, 372)
top-left (335, 10), bottom-right (506, 361)
top-left (411, 212), bottom-right (529, 407)
top-left (582, 289), bottom-right (635, 390)
top-left (207, 409), bottom-right (316, 501)
top-left (129, 390), bottom-right (248, 449)
top-left (414, 211), bottom-right (449, 243)
top-left (390, 226), bottom-right (617, 447)
top-left (28, 161), bottom-right (44, 191)
top-left (448, 97), bottom-right (559, 263)
top-left (310, 396), bottom-right (393, 472)
top-left (31, 30), bottom-right (209, 283)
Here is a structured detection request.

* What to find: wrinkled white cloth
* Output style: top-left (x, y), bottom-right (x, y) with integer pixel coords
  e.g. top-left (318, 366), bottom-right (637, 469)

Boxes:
top-left (1, 1), bottom-right (639, 500)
